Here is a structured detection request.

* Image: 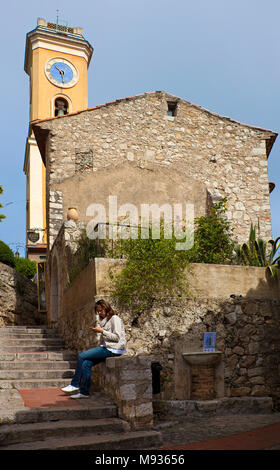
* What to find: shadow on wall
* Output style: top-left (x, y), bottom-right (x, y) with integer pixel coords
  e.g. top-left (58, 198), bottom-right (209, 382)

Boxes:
top-left (46, 229), bottom-right (280, 411)
top-left (14, 269), bottom-right (46, 326)
top-left (140, 273), bottom-right (280, 410)
top-left (0, 261), bottom-right (45, 326)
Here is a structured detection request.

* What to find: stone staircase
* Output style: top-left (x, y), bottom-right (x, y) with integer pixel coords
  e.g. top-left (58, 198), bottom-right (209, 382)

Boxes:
top-left (0, 326), bottom-right (162, 450)
top-left (0, 326), bottom-right (75, 390)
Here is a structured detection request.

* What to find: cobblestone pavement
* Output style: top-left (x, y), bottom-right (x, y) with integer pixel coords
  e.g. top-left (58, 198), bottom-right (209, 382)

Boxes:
top-left (155, 413), bottom-right (280, 450)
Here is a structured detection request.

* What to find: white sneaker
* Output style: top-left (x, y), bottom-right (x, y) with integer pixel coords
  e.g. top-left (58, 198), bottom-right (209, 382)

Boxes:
top-left (61, 385), bottom-right (80, 394)
top-left (70, 393), bottom-right (90, 399)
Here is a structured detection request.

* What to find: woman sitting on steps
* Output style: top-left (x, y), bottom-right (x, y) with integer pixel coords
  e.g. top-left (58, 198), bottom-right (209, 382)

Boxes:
top-left (61, 299), bottom-right (126, 398)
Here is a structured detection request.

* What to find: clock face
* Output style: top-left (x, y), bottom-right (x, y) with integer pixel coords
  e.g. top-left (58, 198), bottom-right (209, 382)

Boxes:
top-left (45, 58), bottom-right (78, 88)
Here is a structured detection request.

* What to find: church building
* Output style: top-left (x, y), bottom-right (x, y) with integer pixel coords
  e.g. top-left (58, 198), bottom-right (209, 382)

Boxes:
top-left (25, 18), bottom-right (277, 261)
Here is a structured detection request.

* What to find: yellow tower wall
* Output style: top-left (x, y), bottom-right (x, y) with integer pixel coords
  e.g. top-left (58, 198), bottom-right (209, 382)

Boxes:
top-left (31, 48), bottom-right (89, 121)
top-left (24, 20), bottom-right (93, 260)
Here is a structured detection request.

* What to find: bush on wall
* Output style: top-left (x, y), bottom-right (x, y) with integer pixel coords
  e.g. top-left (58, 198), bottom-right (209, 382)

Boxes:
top-left (0, 240), bottom-right (37, 279)
top-left (109, 221), bottom-right (192, 315)
top-left (188, 198), bottom-right (236, 265)
top-left (14, 257), bottom-right (37, 279)
top-left (0, 240), bottom-right (15, 268)
top-left (109, 199), bottom-right (237, 315)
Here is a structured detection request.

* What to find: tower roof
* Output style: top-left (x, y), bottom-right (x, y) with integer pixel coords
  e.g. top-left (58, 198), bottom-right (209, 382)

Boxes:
top-left (36, 17), bottom-right (85, 40)
top-left (24, 18), bottom-right (93, 75)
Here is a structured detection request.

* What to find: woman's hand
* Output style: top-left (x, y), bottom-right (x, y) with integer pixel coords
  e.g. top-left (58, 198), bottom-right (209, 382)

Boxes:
top-left (90, 327), bottom-right (103, 333)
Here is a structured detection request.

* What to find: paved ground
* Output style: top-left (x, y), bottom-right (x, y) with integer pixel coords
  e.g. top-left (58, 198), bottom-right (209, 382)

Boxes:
top-left (1, 388), bottom-right (280, 450)
top-left (155, 413), bottom-right (280, 450)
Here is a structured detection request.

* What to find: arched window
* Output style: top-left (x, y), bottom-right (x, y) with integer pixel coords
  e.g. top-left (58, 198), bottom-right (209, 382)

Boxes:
top-left (54, 97), bottom-right (69, 116)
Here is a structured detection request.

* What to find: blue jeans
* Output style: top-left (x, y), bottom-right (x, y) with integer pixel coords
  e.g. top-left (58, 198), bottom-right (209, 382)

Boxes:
top-left (71, 346), bottom-right (119, 395)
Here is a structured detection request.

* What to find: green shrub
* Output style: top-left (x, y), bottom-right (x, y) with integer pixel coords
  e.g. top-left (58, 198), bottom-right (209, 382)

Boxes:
top-left (109, 222), bottom-right (191, 314)
top-left (14, 257), bottom-right (37, 279)
top-left (187, 198), bottom-right (236, 264)
top-left (0, 240), bottom-right (15, 267)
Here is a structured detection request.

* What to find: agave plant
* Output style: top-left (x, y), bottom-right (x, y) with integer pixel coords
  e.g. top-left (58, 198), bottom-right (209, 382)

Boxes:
top-left (266, 237), bottom-right (280, 280)
top-left (235, 224), bottom-right (280, 280)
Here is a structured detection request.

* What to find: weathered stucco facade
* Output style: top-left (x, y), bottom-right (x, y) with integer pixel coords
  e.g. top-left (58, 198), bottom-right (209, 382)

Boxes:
top-left (33, 91), bottom-right (277, 249)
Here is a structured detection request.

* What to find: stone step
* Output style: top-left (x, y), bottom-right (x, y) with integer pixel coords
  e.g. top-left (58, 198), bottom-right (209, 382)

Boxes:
top-left (0, 351), bottom-right (76, 361)
top-left (0, 332), bottom-right (61, 339)
top-left (0, 361), bottom-right (76, 370)
top-left (0, 325), bottom-right (163, 450)
top-left (0, 327), bottom-right (60, 335)
top-left (0, 369), bottom-right (75, 380)
top-left (0, 418), bottom-right (130, 446)
top-left (0, 339), bottom-right (65, 347)
top-left (6, 402), bottom-right (118, 425)
top-left (0, 378), bottom-right (72, 390)
top-left (0, 429), bottom-right (163, 450)
top-left (0, 345), bottom-right (66, 353)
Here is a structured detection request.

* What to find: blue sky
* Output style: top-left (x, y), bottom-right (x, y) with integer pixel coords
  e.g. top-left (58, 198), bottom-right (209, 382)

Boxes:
top-left (1, 0), bottom-right (279, 256)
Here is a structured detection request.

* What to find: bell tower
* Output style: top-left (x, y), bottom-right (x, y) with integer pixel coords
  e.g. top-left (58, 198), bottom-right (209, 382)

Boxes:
top-left (24, 17), bottom-right (93, 261)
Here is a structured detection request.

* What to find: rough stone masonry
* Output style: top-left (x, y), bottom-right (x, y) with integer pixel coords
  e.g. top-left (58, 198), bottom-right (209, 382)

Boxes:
top-left (32, 90), bottom-right (277, 249)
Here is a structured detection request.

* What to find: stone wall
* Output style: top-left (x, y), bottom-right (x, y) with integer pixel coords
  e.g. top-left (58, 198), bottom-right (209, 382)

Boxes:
top-left (47, 229), bottom-right (280, 411)
top-left (94, 355), bottom-right (154, 430)
top-left (142, 296), bottom-right (280, 410)
top-left (0, 262), bottom-right (45, 326)
top-left (34, 90), bottom-right (277, 249)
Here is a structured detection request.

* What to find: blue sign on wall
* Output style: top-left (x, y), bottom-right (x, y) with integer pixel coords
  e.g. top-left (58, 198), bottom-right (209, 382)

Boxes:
top-left (203, 332), bottom-right (216, 352)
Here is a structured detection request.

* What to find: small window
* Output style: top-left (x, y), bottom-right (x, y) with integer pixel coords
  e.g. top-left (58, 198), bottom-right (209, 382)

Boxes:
top-left (167, 101), bottom-right (178, 117)
top-left (55, 98), bottom-right (69, 116)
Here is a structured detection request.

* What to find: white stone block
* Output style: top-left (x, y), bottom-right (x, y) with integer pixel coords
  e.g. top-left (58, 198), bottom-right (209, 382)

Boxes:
top-left (127, 151), bottom-right (134, 161)
top-left (144, 150), bottom-right (155, 161)
top-left (251, 147), bottom-right (265, 156)
top-left (50, 202), bottom-right (63, 209)
top-left (51, 213), bottom-right (63, 220)
top-left (235, 202), bottom-right (245, 211)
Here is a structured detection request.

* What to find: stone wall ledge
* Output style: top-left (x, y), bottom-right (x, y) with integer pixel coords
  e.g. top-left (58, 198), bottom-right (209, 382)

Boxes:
top-left (93, 355), bottom-right (154, 430)
top-left (92, 258), bottom-right (280, 300)
top-left (153, 396), bottom-right (274, 418)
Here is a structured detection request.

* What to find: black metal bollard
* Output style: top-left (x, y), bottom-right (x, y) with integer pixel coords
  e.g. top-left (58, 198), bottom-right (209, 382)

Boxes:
top-left (151, 362), bottom-right (163, 394)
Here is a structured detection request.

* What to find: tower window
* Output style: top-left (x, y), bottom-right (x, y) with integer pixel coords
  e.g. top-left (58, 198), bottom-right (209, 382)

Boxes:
top-left (55, 98), bottom-right (69, 116)
top-left (167, 101), bottom-right (178, 117)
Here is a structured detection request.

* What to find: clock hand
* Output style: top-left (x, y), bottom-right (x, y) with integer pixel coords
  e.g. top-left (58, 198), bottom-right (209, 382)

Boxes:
top-left (60, 70), bottom-right (65, 83)
top-left (54, 65), bottom-right (65, 83)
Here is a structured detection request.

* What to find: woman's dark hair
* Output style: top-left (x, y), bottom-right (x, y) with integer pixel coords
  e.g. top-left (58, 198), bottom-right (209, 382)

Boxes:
top-left (95, 299), bottom-right (116, 319)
